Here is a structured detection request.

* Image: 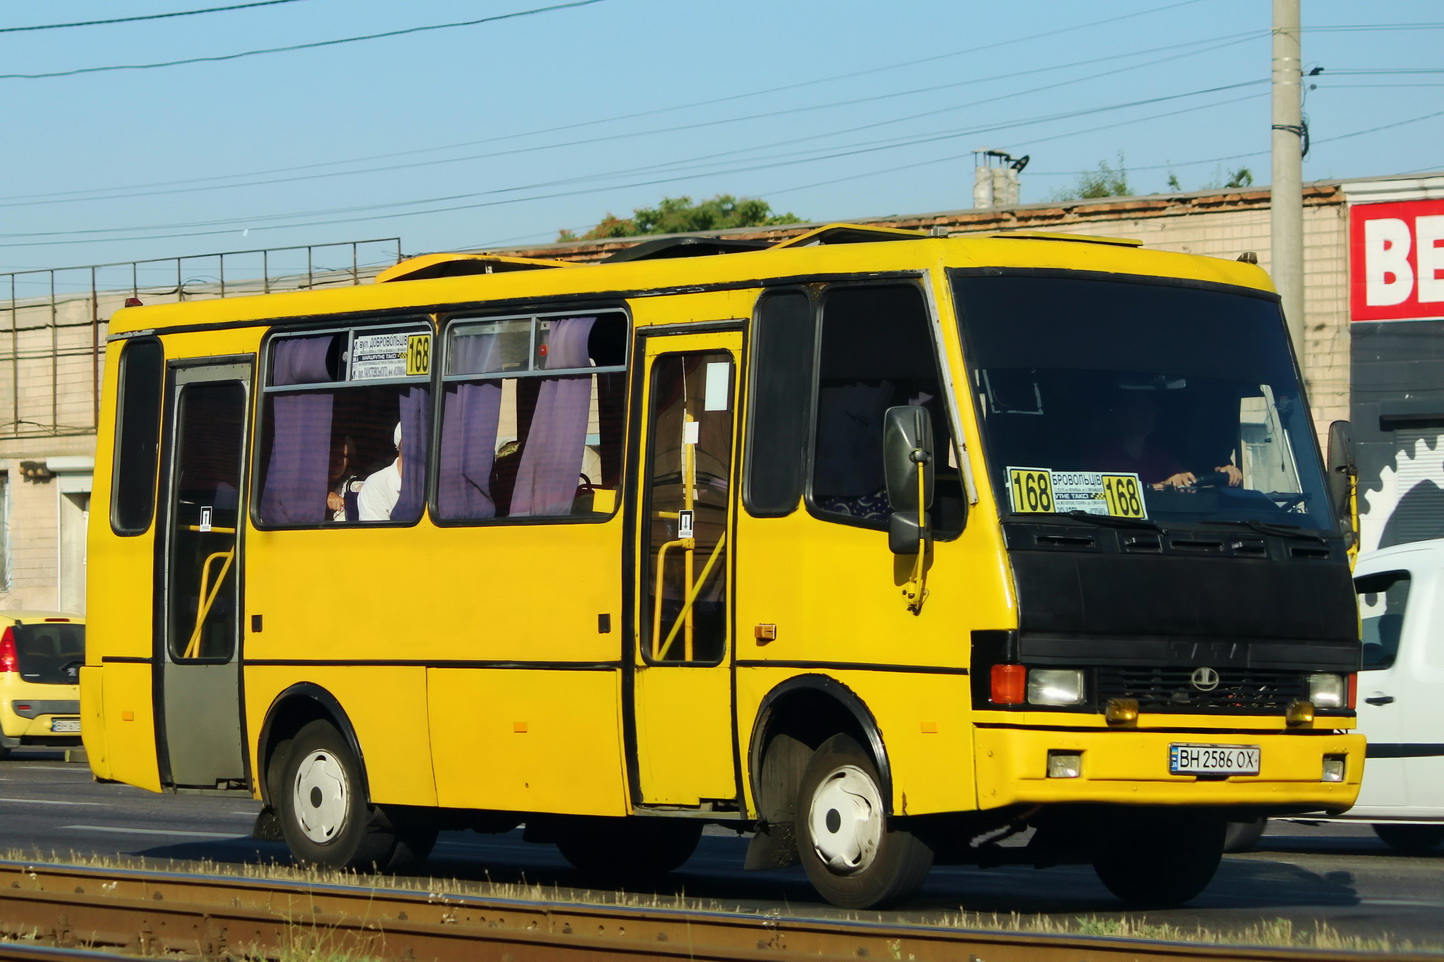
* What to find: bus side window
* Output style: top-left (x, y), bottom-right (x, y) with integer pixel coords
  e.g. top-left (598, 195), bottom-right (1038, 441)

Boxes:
top-left (436, 311), bottom-right (627, 522)
top-left (745, 290), bottom-right (816, 516)
top-left (111, 337), bottom-right (165, 536)
top-left (809, 285), bottom-right (964, 537)
top-left (255, 326), bottom-right (432, 527)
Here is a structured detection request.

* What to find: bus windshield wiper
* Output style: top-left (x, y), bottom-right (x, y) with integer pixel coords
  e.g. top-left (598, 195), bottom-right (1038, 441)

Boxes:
top-left (1060, 510), bottom-right (1161, 530)
top-left (1200, 518), bottom-right (1326, 541)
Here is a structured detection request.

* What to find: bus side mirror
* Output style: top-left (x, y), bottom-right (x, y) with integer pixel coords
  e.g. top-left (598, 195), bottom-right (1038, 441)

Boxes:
top-left (883, 405), bottom-right (934, 555)
top-left (1326, 419), bottom-right (1356, 525)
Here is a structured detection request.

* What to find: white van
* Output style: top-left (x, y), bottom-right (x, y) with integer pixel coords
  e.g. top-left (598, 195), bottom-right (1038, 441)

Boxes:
top-left (1343, 539), bottom-right (1444, 852)
top-left (1226, 539), bottom-right (1444, 854)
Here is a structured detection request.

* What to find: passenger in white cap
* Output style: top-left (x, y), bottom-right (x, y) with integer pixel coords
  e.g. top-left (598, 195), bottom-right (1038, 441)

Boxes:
top-left (357, 421), bottom-right (404, 521)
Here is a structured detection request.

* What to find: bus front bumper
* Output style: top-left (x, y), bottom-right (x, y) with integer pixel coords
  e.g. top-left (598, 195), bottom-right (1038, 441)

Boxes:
top-left (974, 726), bottom-right (1364, 813)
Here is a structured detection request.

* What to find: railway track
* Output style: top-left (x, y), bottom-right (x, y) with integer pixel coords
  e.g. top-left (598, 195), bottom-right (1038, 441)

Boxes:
top-left (0, 858), bottom-right (1432, 962)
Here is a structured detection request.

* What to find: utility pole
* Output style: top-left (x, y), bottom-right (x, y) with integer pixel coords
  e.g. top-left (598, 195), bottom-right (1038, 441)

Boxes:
top-left (1271, 0), bottom-right (1305, 369)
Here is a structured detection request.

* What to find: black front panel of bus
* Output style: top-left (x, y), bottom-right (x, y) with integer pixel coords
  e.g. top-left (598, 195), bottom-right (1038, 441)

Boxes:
top-left (1005, 525), bottom-right (1359, 670)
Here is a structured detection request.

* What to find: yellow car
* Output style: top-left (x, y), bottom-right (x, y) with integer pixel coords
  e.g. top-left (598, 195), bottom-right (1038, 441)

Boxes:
top-left (0, 611), bottom-right (84, 757)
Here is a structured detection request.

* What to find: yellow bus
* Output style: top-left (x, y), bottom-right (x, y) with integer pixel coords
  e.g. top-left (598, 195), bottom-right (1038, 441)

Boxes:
top-left (83, 225), bottom-right (1363, 909)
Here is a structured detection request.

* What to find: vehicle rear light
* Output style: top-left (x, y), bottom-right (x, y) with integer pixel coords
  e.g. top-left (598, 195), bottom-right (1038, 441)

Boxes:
top-left (43, 617), bottom-right (69, 623)
top-left (0, 628), bottom-right (16, 673)
top-left (991, 663), bottom-right (1026, 705)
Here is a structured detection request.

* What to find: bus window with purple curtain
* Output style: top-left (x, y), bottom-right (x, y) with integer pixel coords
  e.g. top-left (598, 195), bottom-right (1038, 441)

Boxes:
top-left (256, 321), bottom-right (433, 527)
top-left (437, 311), bottom-right (628, 523)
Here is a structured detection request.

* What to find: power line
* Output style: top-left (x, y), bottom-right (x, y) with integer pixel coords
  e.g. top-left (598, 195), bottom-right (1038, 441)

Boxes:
top-left (0, 21), bottom-right (1263, 205)
top-left (1304, 22), bottom-right (1444, 32)
top-left (1024, 106), bottom-right (1444, 177)
top-left (0, 30), bottom-right (1263, 211)
top-left (1325, 68), bottom-right (1444, 75)
top-left (0, 0), bottom-right (310, 33)
top-left (0, 0), bottom-right (607, 80)
top-left (0, 81), bottom-right (1273, 247)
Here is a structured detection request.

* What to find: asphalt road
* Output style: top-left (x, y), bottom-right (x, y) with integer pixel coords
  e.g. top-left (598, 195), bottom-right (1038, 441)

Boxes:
top-left (1, 747), bottom-right (1442, 948)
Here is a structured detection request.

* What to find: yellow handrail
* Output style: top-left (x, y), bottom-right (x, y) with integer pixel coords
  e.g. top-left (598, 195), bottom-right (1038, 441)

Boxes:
top-left (651, 537), bottom-right (692, 660)
top-left (182, 549), bottom-right (235, 660)
top-left (655, 532), bottom-right (727, 662)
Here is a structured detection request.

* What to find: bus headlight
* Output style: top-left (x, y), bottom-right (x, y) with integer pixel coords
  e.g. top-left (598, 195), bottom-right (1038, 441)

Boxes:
top-left (1307, 672), bottom-right (1346, 709)
top-left (1028, 669), bottom-right (1085, 706)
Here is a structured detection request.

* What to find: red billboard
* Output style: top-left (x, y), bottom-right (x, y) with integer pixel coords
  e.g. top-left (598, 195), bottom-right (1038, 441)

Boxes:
top-left (1350, 198), bottom-right (1444, 322)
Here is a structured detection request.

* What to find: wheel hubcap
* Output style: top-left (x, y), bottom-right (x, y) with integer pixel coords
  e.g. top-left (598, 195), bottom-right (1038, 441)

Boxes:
top-left (808, 764), bottom-right (883, 874)
top-left (293, 749), bottom-right (349, 844)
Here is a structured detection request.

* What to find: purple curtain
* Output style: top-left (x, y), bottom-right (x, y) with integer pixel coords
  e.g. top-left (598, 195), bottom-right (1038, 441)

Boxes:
top-left (512, 317), bottom-right (595, 516)
top-left (391, 386), bottom-right (430, 522)
top-left (257, 336), bottom-right (334, 524)
top-left (437, 330), bottom-right (504, 519)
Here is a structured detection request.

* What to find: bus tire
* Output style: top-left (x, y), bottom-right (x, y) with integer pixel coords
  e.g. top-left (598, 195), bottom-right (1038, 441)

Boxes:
top-left (555, 816), bottom-right (701, 876)
top-left (277, 720), bottom-right (396, 871)
top-left (1223, 816), bottom-right (1267, 853)
top-left (1093, 809), bottom-right (1223, 907)
top-left (1373, 823), bottom-right (1444, 853)
top-left (384, 810), bottom-right (439, 870)
top-left (796, 734), bottom-right (932, 909)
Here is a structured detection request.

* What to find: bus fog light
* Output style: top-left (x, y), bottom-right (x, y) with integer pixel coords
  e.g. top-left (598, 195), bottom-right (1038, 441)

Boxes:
top-left (1322, 754), bottom-right (1346, 782)
top-left (1047, 750), bottom-right (1082, 778)
top-left (1027, 669), bottom-right (1085, 706)
top-left (1106, 698), bottom-right (1139, 725)
top-left (1307, 673), bottom-right (1345, 709)
top-left (1286, 700), bottom-right (1316, 727)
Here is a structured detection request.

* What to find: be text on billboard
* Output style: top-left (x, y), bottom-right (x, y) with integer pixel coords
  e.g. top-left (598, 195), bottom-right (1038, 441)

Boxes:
top-left (1350, 198), bottom-right (1444, 322)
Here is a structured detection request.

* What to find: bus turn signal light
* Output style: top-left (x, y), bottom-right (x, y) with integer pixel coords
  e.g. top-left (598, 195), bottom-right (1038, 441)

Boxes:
top-left (990, 664), bottom-right (1026, 705)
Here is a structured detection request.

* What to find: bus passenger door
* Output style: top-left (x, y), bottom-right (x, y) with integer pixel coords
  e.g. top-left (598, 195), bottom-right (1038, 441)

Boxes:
top-left (630, 332), bottom-right (741, 807)
top-left (156, 362), bottom-right (250, 790)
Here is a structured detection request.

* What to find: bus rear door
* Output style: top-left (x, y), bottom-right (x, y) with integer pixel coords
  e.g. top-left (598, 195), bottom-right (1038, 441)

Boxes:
top-left (156, 360), bottom-right (250, 790)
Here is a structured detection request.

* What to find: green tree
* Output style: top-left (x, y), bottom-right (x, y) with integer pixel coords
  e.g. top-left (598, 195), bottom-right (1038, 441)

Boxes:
top-left (1167, 166), bottom-right (1254, 193)
top-left (1051, 153), bottom-right (1131, 202)
top-left (1223, 167), bottom-right (1254, 189)
top-left (559, 194), bottom-right (801, 242)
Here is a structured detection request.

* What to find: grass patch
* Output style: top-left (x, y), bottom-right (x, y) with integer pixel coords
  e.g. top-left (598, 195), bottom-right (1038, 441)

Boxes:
top-left (4, 848), bottom-right (1442, 955)
top-left (946, 911), bottom-right (1440, 953)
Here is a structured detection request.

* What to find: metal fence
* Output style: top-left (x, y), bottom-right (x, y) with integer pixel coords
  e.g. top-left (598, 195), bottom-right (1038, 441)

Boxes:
top-left (0, 239), bottom-right (402, 440)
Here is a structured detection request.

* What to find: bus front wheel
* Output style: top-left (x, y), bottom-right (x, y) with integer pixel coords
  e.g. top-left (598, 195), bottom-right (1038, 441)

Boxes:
top-left (277, 720), bottom-right (396, 871)
top-left (796, 734), bottom-right (932, 909)
top-left (1092, 809), bottom-right (1224, 907)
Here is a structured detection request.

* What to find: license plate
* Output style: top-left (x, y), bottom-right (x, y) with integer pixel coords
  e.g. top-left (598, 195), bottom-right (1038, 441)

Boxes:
top-left (1170, 743), bottom-right (1259, 775)
top-left (51, 717), bottom-right (81, 734)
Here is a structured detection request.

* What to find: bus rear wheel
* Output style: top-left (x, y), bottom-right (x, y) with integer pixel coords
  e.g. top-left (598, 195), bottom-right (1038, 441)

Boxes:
top-left (796, 734), bottom-right (932, 909)
top-left (277, 720), bottom-right (396, 871)
top-left (1092, 809), bottom-right (1223, 908)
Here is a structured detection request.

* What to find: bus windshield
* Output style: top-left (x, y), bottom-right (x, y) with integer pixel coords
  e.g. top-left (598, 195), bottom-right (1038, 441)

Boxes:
top-left (953, 271), bottom-right (1335, 532)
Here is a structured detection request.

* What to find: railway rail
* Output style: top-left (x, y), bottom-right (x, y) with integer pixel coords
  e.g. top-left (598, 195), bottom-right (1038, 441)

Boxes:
top-left (0, 859), bottom-right (1431, 962)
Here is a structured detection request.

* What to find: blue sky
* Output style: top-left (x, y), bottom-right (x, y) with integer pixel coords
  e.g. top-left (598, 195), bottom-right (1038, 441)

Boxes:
top-left (0, 0), bottom-right (1438, 287)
